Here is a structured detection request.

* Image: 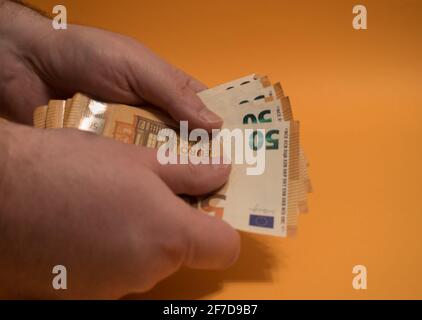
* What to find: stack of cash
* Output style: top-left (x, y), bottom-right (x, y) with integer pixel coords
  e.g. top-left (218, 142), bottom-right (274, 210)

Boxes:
top-left (33, 75), bottom-right (311, 237)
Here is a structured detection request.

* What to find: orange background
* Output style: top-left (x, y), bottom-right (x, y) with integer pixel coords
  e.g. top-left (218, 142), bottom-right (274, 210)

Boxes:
top-left (30, 0), bottom-right (422, 299)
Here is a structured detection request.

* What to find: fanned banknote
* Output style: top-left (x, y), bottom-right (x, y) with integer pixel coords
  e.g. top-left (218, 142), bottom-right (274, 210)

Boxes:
top-left (198, 77), bottom-right (311, 212)
top-left (32, 75), bottom-right (311, 237)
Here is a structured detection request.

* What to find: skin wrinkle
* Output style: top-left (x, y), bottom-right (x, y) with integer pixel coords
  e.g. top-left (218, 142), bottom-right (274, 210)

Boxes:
top-left (27, 30), bottom-right (85, 97)
top-left (19, 31), bottom-right (59, 92)
top-left (98, 47), bottom-right (140, 102)
top-left (124, 46), bottom-right (150, 104)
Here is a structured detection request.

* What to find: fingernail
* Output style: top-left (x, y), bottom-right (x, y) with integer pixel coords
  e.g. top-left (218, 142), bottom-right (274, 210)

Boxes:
top-left (199, 108), bottom-right (223, 124)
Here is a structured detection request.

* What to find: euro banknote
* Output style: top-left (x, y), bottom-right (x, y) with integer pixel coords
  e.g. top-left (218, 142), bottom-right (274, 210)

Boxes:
top-left (32, 75), bottom-right (311, 237)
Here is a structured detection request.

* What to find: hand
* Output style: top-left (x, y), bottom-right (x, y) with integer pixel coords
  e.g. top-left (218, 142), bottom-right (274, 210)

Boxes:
top-left (0, 122), bottom-right (239, 299)
top-left (0, 0), bottom-right (222, 129)
top-left (0, 1), bottom-right (239, 299)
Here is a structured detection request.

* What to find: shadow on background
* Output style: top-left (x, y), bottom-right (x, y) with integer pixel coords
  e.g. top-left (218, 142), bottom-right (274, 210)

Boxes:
top-left (124, 232), bottom-right (284, 300)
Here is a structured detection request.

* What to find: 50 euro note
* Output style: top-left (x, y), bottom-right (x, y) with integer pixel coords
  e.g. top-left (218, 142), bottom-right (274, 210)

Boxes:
top-left (33, 105), bottom-right (48, 128)
top-left (205, 76), bottom-right (311, 192)
top-left (190, 120), bottom-right (302, 237)
top-left (199, 74), bottom-right (270, 98)
top-left (198, 76), bottom-right (304, 154)
top-left (220, 101), bottom-right (310, 214)
top-left (198, 80), bottom-right (311, 211)
top-left (33, 99), bottom-right (72, 129)
top-left (35, 93), bottom-right (301, 237)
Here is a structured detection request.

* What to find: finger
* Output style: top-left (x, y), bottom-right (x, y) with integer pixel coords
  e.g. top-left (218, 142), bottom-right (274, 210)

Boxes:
top-left (138, 172), bottom-right (239, 271)
top-left (181, 204), bottom-right (241, 270)
top-left (186, 75), bottom-right (208, 92)
top-left (157, 161), bottom-right (231, 195)
top-left (140, 148), bottom-right (231, 195)
top-left (128, 47), bottom-right (222, 131)
top-left (56, 28), bottom-right (219, 130)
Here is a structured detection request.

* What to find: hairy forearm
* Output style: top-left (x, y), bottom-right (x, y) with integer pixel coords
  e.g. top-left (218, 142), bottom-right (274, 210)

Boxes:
top-left (2, 0), bottom-right (49, 16)
top-left (0, 0), bottom-right (50, 43)
top-left (0, 0), bottom-right (53, 59)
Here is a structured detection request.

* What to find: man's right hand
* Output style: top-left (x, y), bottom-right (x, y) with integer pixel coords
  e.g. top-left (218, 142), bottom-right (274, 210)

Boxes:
top-left (0, 121), bottom-right (240, 299)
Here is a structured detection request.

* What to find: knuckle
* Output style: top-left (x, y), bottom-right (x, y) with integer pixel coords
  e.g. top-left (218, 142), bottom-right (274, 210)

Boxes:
top-left (173, 71), bottom-right (200, 103)
top-left (155, 220), bottom-right (190, 270)
top-left (173, 69), bottom-right (190, 92)
top-left (124, 220), bottom-right (188, 292)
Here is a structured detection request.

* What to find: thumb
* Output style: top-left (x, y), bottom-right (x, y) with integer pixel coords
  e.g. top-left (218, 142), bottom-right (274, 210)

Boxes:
top-left (156, 161), bottom-right (231, 196)
top-left (141, 148), bottom-right (231, 195)
top-left (181, 205), bottom-right (241, 270)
